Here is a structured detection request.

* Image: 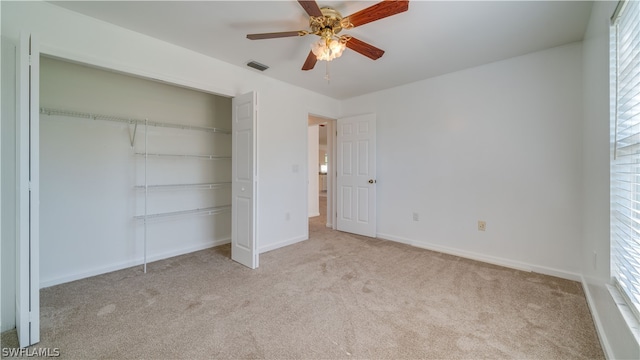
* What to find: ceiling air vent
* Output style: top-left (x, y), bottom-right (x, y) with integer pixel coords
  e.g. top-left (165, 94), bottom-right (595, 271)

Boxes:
top-left (247, 61), bottom-right (269, 71)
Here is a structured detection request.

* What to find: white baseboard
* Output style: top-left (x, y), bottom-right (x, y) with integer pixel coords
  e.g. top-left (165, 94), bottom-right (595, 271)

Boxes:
top-left (259, 235), bottom-right (307, 254)
top-left (377, 232), bottom-right (580, 281)
top-left (530, 264), bottom-right (581, 281)
top-left (40, 238), bottom-right (230, 288)
top-left (308, 212), bottom-right (320, 218)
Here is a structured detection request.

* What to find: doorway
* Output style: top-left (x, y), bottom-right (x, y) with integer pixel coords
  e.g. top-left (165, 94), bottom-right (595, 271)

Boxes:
top-left (308, 115), bottom-right (336, 230)
top-left (308, 113), bottom-right (378, 238)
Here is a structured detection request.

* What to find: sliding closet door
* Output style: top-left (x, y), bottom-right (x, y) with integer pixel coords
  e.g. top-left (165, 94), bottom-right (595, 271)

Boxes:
top-left (16, 33), bottom-right (40, 347)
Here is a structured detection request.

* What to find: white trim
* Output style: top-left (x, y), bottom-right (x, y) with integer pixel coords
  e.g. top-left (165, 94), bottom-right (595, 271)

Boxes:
top-left (40, 238), bottom-right (230, 289)
top-left (259, 235), bottom-right (307, 254)
top-left (377, 232), bottom-right (581, 281)
top-left (530, 265), bottom-right (581, 282)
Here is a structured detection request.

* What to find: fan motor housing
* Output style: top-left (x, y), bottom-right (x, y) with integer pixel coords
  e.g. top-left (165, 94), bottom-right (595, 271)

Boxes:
top-left (310, 7), bottom-right (349, 35)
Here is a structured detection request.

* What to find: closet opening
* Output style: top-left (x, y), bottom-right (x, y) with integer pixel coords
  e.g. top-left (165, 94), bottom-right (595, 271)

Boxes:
top-left (40, 55), bottom-right (233, 287)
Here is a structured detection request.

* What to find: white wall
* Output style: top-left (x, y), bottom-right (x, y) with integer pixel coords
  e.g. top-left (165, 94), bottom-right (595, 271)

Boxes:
top-left (39, 56), bottom-right (233, 287)
top-left (581, 2), bottom-right (639, 359)
top-left (308, 124), bottom-right (319, 217)
top-left (1, 0), bottom-right (340, 329)
top-left (342, 42), bottom-right (584, 279)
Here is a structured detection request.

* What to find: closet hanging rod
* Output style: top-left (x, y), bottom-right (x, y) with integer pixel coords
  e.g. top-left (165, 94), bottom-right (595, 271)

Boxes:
top-left (39, 107), bottom-right (232, 134)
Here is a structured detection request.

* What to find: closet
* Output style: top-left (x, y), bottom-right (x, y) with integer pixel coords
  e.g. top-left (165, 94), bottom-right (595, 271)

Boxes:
top-left (39, 56), bottom-right (232, 286)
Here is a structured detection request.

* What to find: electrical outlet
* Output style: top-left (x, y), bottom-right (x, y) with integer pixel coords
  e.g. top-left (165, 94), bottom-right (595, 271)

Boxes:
top-left (412, 212), bottom-right (419, 221)
top-left (285, 212), bottom-right (290, 221)
top-left (478, 221), bottom-right (486, 231)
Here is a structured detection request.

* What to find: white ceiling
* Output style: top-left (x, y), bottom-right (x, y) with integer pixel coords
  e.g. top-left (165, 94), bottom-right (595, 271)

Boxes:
top-left (49, 1), bottom-right (593, 100)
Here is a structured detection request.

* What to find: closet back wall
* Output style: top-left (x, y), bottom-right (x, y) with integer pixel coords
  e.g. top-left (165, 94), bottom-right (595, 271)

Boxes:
top-left (40, 56), bottom-right (232, 287)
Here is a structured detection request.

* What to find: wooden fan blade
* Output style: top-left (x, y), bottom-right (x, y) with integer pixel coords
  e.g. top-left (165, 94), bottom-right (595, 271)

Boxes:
top-left (345, 37), bottom-right (385, 60)
top-left (302, 51), bottom-right (318, 71)
top-left (247, 31), bottom-right (305, 40)
top-left (345, 0), bottom-right (409, 28)
top-left (298, 0), bottom-right (323, 17)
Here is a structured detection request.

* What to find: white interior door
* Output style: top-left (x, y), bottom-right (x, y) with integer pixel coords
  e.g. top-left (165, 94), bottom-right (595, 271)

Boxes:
top-left (16, 33), bottom-right (40, 347)
top-left (336, 114), bottom-right (376, 237)
top-left (231, 92), bottom-right (258, 269)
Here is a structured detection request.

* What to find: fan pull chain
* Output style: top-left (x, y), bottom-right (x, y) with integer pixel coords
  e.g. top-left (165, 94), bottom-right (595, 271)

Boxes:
top-left (325, 61), bottom-right (331, 83)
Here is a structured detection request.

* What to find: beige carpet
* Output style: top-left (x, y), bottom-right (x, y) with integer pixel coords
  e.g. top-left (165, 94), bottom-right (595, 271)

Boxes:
top-left (1, 197), bottom-right (603, 359)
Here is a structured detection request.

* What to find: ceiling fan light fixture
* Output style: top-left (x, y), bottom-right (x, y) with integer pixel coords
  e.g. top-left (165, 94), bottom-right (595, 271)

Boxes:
top-left (246, 0), bottom-right (409, 72)
top-left (311, 35), bottom-right (350, 62)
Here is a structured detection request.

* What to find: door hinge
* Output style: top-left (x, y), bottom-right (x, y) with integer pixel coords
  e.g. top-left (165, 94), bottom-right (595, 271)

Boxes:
top-left (28, 181), bottom-right (32, 191)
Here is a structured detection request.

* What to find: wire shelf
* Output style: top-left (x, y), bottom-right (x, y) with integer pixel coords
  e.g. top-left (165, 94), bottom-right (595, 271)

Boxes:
top-left (134, 182), bottom-right (231, 190)
top-left (134, 205), bottom-right (231, 221)
top-left (134, 152), bottom-right (231, 160)
top-left (40, 107), bottom-right (231, 134)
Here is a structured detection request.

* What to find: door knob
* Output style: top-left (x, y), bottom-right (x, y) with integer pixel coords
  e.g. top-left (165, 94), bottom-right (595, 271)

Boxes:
top-left (368, 179), bottom-right (376, 184)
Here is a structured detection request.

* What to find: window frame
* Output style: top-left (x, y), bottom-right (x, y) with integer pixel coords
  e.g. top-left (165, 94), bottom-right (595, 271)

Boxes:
top-left (610, 0), bottom-right (640, 323)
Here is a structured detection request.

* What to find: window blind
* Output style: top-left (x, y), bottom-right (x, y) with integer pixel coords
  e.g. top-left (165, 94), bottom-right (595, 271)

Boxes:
top-left (611, 0), bottom-right (640, 321)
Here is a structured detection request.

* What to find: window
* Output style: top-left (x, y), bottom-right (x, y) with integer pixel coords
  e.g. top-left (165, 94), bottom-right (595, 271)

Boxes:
top-left (611, 0), bottom-right (640, 321)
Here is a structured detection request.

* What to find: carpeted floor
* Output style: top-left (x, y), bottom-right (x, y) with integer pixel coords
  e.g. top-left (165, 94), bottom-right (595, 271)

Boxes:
top-left (1, 196), bottom-right (603, 359)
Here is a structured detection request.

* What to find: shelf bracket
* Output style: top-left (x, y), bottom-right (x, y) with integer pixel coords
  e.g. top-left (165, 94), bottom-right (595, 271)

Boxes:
top-left (128, 122), bottom-right (138, 148)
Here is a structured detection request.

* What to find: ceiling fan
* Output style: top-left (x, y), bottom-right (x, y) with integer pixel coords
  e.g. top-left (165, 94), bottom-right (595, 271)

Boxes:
top-left (246, 0), bottom-right (409, 71)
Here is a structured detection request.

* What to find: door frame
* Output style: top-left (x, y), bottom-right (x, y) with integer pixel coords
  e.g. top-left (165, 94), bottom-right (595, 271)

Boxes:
top-left (327, 119), bottom-right (337, 229)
